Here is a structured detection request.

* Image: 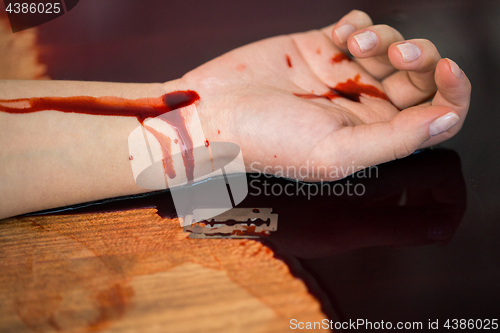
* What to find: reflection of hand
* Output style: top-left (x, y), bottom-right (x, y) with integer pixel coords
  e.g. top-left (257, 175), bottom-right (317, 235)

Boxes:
top-left (248, 149), bottom-right (466, 258)
top-left (182, 10), bottom-right (471, 181)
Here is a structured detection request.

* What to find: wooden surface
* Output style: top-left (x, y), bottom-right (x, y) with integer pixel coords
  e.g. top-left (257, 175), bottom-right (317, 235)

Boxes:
top-left (0, 18), bottom-right (328, 332)
top-left (0, 211), bottom-right (327, 332)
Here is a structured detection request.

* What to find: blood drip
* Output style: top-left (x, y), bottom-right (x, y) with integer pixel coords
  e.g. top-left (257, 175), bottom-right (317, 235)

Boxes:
top-left (0, 90), bottom-right (200, 181)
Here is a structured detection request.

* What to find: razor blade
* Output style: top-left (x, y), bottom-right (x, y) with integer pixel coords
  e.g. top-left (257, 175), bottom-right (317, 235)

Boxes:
top-left (183, 208), bottom-right (278, 239)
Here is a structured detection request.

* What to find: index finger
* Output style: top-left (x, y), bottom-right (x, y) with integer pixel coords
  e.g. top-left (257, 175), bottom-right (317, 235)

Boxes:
top-left (321, 10), bottom-right (373, 47)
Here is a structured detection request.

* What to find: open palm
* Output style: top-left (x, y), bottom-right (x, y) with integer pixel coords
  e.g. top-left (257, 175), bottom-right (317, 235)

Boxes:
top-left (181, 10), bottom-right (471, 181)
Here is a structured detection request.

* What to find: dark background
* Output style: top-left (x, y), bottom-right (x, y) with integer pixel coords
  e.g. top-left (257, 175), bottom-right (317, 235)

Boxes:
top-left (12, 0), bottom-right (500, 331)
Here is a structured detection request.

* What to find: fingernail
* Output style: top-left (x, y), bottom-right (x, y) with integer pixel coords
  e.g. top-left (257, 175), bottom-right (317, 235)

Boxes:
top-left (429, 112), bottom-right (460, 136)
top-left (396, 42), bottom-right (421, 62)
top-left (353, 31), bottom-right (378, 52)
top-left (335, 24), bottom-right (355, 44)
top-left (447, 58), bottom-right (463, 79)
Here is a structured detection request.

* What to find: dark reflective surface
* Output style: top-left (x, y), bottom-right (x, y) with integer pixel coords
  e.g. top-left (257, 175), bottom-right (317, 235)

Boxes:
top-left (28, 148), bottom-right (480, 326)
top-left (20, 0), bottom-right (500, 330)
top-left (256, 149), bottom-right (466, 258)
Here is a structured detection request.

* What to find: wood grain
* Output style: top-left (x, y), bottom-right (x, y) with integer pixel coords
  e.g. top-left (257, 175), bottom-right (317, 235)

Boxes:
top-left (0, 210), bottom-right (328, 332)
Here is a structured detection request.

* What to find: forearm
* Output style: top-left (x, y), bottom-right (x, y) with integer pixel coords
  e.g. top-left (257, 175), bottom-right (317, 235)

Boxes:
top-left (0, 79), bottom-right (188, 218)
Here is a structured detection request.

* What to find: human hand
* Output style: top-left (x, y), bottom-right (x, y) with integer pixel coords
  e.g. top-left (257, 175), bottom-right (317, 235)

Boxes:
top-left (179, 10), bottom-right (471, 181)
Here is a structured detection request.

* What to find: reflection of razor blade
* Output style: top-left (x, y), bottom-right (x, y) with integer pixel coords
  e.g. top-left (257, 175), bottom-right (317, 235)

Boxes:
top-left (183, 208), bottom-right (278, 239)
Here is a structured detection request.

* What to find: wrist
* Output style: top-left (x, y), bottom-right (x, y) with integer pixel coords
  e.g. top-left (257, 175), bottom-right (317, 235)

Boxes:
top-left (152, 78), bottom-right (247, 223)
top-left (153, 78), bottom-right (243, 180)
top-left (131, 78), bottom-right (213, 190)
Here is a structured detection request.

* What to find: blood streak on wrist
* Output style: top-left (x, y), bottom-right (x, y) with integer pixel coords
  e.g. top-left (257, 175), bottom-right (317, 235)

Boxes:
top-left (0, 90), bottom-right (200, 181)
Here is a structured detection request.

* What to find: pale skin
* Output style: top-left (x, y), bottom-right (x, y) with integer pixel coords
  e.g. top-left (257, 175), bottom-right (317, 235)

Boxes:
top-left (0, 10), bottom-right (471, 219)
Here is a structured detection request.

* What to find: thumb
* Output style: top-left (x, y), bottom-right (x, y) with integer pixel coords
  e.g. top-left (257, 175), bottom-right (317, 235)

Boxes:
top-left (422, 58), bottom-right (471, 148)
top-left (319, 104), bottom-right (457, 178)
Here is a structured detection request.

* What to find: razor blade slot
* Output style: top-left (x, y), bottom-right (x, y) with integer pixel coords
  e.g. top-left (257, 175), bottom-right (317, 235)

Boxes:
top-left (193, 218), bottom-right (271, 227)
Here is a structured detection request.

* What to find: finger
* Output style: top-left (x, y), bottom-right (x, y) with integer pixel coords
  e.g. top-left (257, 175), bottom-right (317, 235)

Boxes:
top-left (291, 29), bottom-right (376, 92)
top-left (420, 58), bottom-right (471, 148)
top-left (322, 10), bottom-right (372, 47)
top-left (382, 39), bottom-right (441, 109)
top-left (346, 24), bottom-right (404, 79)
top-left (311, 103), bottom-right (459, 179)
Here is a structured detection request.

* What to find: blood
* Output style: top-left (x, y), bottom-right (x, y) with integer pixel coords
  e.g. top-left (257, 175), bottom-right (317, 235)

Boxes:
top-left (332, 74), bottom-right (390, 102)
top-left (0, 91), bottom-right (199, 122)
top-left (217, 130), bottom-right (220, 135)
top-left (293, 90), bottom-right (340, 101)
top-left (143, 124), bottom-right (175, 179)
top-left (233, 226), bottom-right (270, 237)
top-left (0, 90), bottom-right (200, 181)
top-left (189, 227), bottom-right (271, 237)
top-left (286, 55), bottom-right (292, 68)
top-left (204, 139), bottom-right (210, 147)
top-left (89, 284), bottom-right (134, 332)
top-left (294, 74), bottom-right (389, 103)
top-left (331, 53), bottom-right (350, 63)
